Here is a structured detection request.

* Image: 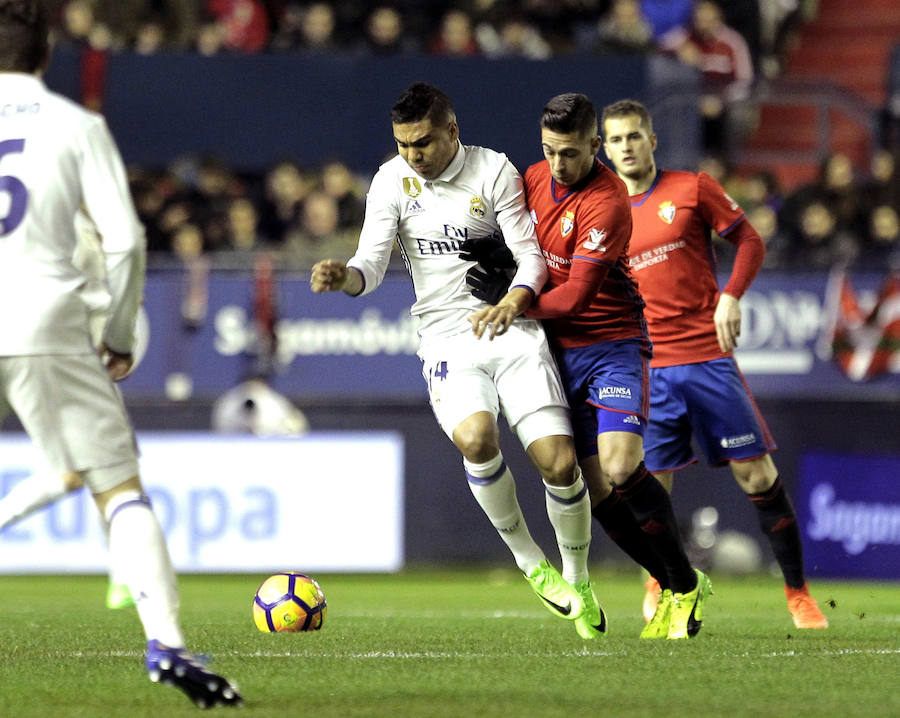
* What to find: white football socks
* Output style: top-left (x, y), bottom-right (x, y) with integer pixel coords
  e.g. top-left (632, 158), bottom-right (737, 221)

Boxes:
top-left (544, 468), bottom-right (591, 585)
top-left (104, 489), bottom-right (184, 648)
top-left (0, 472), bottom-right (69, 531)
top-left (464, 453), bottom-right (545, 574)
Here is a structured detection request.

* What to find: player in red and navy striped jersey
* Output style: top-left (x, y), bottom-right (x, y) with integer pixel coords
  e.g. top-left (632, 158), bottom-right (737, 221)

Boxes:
top-left (601, 98), bottom-right (827, 630)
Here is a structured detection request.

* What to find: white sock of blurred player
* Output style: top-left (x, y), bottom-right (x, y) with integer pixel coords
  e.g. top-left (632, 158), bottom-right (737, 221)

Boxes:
top-left (464, 453), bottom-right (546, 574)
top-left (543, 469), bottom-right (591, 585)
top-left (105, 490), bottom-right (184, 647)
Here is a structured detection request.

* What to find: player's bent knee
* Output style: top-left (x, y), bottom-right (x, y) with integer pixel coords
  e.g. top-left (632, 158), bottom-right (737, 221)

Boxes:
top-left (452, 414), bottom-right (500, 463)
top-left (540, 456), bottom-right (578, 487)
top-left (599, 453), bottom-right (643, 486)
top-left (731, 456), bottom-right (777, 494)
top-left (527, 436), bottom-right (577, 486)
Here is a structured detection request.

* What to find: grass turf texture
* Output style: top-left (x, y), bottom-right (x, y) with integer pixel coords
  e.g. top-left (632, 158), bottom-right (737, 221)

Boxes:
top-left (0, 569), bottom-right (897, 718)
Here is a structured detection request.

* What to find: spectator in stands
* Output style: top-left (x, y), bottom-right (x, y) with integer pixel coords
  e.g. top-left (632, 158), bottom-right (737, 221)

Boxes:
top-left (321, 159), bottom-right (366, 229)
top-left (819, 152), bottom-right (865, 235)
top-left (658, 0), bottom-right (755, 155)
top-left (862, 148), bottom-right (900, 216)
top-left (295, 1), bottom-right (341, 52)
top-left (862, 205), bottom-right (900, 268)
top-left (133, 16), bottom-right (166, 54)
top-left (205, 0), bottom-right (270, 53)
top-left (172, 222), bottom-right (206, 262)
top-left (359, 5), bottom-right (419, 55)
top-left (281, 190), bottom-right (357, 265)
top-left (782, 151), bottom-right (866, 242)
top-left (268, 1), bottom-right (304, 50)
top-left (858, 149), bottom-right (900, 268)
top-left (741, 169), bottom-right (783, 214)
top-left (195, 18), bottom-right (226, 54)
top-left (259, 160), bottom-right (315, 242)
top-left (223, 197), bottom-right (272, 255)
top-left (56, 0), bottom-right (95, 49)
top-left (785, 200), bottom-right (860, 270)
top-left (746, 204), bottom-right (790, 269)
top-left (429, 8), bottom-right (481, 56)
top-left (186, 155), bottom-right (243, 250)
top-left (593, 0), bottom-right (653, 55)
top-left (477, 12), bottom-right (553, 59)
top-left (130, 169), bottom-right (173, 253)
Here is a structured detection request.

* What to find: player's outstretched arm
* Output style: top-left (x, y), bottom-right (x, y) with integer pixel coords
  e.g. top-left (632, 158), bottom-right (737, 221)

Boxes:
top-left (310, 260), bottom-right (362, 295)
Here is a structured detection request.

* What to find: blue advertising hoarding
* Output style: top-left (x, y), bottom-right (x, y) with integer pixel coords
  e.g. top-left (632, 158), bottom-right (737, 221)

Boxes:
top-left (796, 451), bottom-right (900, 580)
top-left (120, 269), bottom-right (900, 402)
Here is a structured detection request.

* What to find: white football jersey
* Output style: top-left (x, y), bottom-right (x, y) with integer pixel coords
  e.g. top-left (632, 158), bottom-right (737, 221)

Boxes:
top-left (348, 142), bottom-right (548, 339)
top-left (0, 72), bottom-right (145, 356)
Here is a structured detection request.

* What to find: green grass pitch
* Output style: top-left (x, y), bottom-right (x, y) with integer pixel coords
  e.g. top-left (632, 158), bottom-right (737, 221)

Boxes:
top-left (1, 568), bottom-right (897, 717)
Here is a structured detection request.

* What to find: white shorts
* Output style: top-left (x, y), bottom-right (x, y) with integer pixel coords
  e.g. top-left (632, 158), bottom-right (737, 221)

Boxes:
top-left (0, 353), bottom-right (139, 493)
top-left (418, 319), bottom-right (572, 449)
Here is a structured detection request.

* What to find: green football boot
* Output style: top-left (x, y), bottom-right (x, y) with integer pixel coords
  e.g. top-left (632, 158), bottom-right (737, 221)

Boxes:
top-left (573, 580), bottom-right (608, 639)
top-left (524, 560), bottom-right (583, 621)
top-left (640, 589), bottom-right (674, 639)
top-left (667, 570), bottom-right (712, 640)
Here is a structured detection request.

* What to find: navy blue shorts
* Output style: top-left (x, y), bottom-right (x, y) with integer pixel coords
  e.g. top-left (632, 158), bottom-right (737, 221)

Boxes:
top-left (554, 338), bottom-right (651, 460)
top-left (644, 357), bottom-right (776, 472)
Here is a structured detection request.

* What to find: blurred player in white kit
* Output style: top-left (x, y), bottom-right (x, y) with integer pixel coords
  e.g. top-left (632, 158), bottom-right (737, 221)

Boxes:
top-left (0, 0), bottom-right (240, 707)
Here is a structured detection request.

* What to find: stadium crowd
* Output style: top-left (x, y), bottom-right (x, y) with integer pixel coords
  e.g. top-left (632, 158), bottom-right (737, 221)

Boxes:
top-left (42, 0), bottom-right (899, 271)
top-left (128, 146), bottom-right (900, 272)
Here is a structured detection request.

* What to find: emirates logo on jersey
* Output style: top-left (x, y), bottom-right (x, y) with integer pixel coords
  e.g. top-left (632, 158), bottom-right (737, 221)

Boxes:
top-left (658, 201), bottom-right (676, 224)
top-left (560, 210), bottom-right (575, 237)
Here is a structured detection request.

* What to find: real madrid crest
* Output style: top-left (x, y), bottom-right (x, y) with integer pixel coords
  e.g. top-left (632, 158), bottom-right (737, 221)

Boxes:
top-left (658, 201), bottom-right (676, 224)
top-left (469, 196), bottom-right (486, 218)
top-left (560, 210), bottom-right (575, 238)
top-left (403, 177), bottom-right (422, 198)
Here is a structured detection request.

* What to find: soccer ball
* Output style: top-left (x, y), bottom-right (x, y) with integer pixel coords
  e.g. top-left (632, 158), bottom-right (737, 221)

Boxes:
top-left (252, 572), bottom-right (326, 633)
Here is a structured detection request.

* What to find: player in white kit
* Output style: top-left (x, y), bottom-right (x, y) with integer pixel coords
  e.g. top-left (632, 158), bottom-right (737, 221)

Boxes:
top-left (311, 83), bottom-right (607, 639)
top-left (0, 1), bottom-right (240, 706)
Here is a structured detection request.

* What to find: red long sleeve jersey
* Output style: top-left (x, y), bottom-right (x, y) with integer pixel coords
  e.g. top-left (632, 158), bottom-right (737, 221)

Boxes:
top-left (524, 159), bottom-right (647, 349)
top-left (627, 170), bottom-right (763, 367)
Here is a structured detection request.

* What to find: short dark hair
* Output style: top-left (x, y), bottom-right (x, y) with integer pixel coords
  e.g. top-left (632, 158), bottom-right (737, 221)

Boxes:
top-left (540, 93), bottom-right (598, 137)
top-left (600, 99), bottom-right (654, 134)
top-left (0, 0), bottom-right (49, 73)
top-left (391, 82), bottom-right (456, 125)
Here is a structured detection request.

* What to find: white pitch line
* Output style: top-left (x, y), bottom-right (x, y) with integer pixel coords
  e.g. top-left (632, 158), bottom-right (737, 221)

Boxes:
top-left (62, 647), bottom-right (900, 660)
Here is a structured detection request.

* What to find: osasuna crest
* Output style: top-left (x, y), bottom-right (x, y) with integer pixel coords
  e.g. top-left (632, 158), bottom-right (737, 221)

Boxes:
top-left (658, 201), bottom-right (676, 224)
top-left (560, 210), bottom-right (575, 237)
top-left (469, 196), bottom-right (486, 218)
top-left (403, 177), bottom-right (422, 198)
